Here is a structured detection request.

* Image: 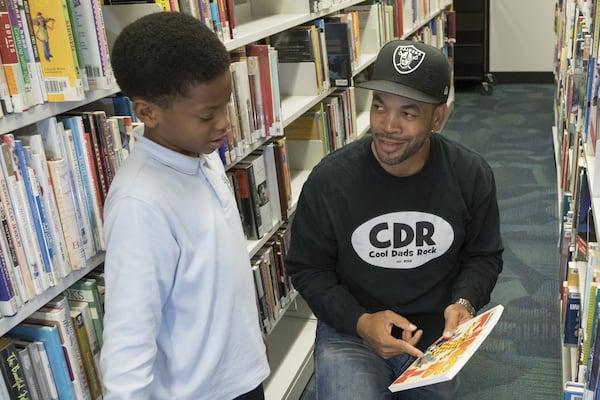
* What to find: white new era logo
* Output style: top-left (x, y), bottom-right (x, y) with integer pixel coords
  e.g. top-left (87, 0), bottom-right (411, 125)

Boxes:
top-left (393, 45), bottom-right (426, 75)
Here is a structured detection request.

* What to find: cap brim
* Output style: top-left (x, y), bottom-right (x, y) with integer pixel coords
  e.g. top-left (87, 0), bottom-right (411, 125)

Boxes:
top-left (357, 80), bottom-right (445, 104)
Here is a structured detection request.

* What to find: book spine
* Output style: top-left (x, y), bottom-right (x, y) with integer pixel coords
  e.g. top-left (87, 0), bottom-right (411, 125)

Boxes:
top-left (47, 159), bottom-right (87, 271)
top-left (70, 310), bottom-right (102, 400)
top-left (66, 0), bottom-right (106, 90)
top-left (0, 211), bottom-right (19, 317)
top-left (5, 0), bottom-right (35, 107)
top-left (89, 0), bottom-right (112, 87)
top-left (22, 0), bottom-right (48, 103)
top-left (0, 142), bottom-right (44, 296)
top-left (233, 167), bottom-right (259, 240)
top-left (62, 127), bottom-right (95, 259)
top-left (14, 139), bottom-right (55, 286)
top-left (0, 0), bottom-right (27, 112)
top-left (0, 338), bottom-right (30, 399)
top-left (29, 151), bottom-right (71, 279)
top-left (24, 341), bottom-right (52, 400)
top-left (15, 344), bottom-right (42, 400)
top-left (65, 281), bottom-right (103, 347)
top-left (34, 341), bottom-right (58, 400)
top-left (64, 116), bottom-right (104, 252)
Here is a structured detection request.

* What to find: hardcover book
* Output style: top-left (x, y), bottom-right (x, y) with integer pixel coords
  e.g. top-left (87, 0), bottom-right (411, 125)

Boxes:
top-left (388, 304), bottom-right (504, 393)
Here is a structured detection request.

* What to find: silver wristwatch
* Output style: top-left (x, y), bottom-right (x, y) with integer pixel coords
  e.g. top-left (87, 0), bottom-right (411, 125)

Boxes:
top-left (455, 298), bottom-right (476, 317)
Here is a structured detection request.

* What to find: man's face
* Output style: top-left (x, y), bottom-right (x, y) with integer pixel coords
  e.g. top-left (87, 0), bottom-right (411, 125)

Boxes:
top-left (369, 91), bottom-right (446, 177)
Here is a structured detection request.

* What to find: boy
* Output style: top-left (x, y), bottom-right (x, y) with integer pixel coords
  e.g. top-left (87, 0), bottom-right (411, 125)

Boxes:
top-left (100, 12), bottom-right (269, 399)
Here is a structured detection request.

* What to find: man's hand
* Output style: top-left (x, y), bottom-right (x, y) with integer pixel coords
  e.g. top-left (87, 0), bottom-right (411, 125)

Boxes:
top-left (442, 303), bottom-right (474, 339)
top-left (356, 311), bottom-right (424, 359)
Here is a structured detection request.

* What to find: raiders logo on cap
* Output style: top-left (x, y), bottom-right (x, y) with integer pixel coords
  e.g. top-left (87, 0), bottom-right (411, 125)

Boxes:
top-left (393, 45), bottom-right (426, 75)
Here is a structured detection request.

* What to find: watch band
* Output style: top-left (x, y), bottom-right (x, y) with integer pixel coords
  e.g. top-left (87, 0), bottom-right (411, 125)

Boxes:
top-left (455, 298), bottom-right (476, 317)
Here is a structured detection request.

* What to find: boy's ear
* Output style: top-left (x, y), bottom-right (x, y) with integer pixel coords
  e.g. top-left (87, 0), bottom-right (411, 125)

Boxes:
top-left (132, 98), bottom-right (160, 128)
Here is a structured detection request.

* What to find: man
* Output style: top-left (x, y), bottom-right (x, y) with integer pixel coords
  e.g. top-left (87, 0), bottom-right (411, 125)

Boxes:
top-left (286, 40), bottom-right (503, 399)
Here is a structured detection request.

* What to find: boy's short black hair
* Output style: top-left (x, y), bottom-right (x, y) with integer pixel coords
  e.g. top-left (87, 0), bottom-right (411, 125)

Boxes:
top-left (111, 12), bottom-right (231, 106)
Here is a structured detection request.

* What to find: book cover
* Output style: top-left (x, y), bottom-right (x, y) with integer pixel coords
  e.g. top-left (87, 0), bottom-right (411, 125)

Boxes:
top-left (9, 322), bottom-right (76, 400)
top-left (27, 0), bottom-right (85, 101)
top-left (388, 304), bottom-right (504, 393)
top-left (324, 21), bottom-right (353, 87)
top-left (0, 336), bottom-right (30, 399)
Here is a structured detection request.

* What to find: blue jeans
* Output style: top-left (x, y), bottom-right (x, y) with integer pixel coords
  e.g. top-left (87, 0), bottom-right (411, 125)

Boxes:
top-left (314, 321), bottom-right (459, 400)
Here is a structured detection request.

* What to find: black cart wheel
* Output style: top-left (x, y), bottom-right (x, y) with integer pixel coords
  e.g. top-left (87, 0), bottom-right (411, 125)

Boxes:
top-left (484, 73), bottom-right (496, 86)
top-left (481, 82), bottom-right (493, 96)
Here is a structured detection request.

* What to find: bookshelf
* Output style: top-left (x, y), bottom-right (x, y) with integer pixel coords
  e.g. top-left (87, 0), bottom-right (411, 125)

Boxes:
top-left (0, 0), bottom-right (455, 398)
top-left (554, 0), bottom-right (600, 396)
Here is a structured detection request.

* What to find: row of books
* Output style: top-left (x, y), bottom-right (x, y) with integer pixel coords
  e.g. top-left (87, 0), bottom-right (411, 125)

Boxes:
top-left (219, 44), bottom-right (284, 166)
top-left (0, 0), bottom-right (114, 116)
top-left (285, 87), bottom-right (359, 170)
top-left (0, 109), bottom-right (133, 319)
top-left (0, 273), bottom-right (104, 400)
top-left (103, 0), bottom-right (237, 42)
top-left (227, 137), bottom-right (292, 241)
top-left (251, 223), bottom-right (294, 335)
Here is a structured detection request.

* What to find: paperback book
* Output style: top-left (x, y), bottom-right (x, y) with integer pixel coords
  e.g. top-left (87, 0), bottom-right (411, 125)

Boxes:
top-left (388, 304), bottom-right (504, 393)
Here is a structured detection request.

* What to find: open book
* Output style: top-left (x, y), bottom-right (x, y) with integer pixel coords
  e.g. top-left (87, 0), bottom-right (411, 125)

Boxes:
top-left (389, 304), bottom-right (504, 392)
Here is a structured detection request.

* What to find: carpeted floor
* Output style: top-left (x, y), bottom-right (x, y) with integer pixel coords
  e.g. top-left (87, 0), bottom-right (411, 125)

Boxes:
top-left (298, 83), bottom-right (563, 399)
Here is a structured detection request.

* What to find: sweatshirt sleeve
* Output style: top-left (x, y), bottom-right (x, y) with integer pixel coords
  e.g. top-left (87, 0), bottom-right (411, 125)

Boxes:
top-left (450, 164), bottom-right (504, 311)
top-left (286, 172), bottom-right (368, 336)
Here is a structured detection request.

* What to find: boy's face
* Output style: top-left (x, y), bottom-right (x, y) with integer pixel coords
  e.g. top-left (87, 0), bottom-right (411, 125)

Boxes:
top-left (135, 70), bottom-right (233, 157)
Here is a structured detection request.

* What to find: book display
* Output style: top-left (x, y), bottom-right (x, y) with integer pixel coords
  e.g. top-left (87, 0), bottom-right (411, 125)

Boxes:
top-left (0, 0), bottom-right (454, 398)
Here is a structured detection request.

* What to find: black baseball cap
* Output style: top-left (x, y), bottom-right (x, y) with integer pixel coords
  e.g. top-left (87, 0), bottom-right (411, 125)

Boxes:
top-left (358, 40), bottom-right (451, 104)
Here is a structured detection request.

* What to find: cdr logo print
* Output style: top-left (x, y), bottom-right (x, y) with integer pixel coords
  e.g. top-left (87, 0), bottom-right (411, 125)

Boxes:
top-left (351, 212), bottom-right (454, 269)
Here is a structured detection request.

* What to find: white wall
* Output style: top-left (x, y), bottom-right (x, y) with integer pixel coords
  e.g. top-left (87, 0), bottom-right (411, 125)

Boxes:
top-left (489, 0), bottom-right (555, 72)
